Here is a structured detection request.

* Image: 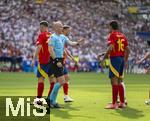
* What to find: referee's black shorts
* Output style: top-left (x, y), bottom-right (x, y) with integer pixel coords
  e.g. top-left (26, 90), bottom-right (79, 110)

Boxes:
top-left (49, 58), bottom-right (64, 78)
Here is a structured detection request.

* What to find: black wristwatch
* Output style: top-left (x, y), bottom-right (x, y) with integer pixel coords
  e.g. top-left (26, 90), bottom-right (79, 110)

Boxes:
top-left (54, 58), bottom-right (59, 63)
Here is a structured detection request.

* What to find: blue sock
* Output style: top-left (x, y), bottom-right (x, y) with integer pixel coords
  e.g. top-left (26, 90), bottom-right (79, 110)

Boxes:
top-left (49, 82), bottom-right (61, 104)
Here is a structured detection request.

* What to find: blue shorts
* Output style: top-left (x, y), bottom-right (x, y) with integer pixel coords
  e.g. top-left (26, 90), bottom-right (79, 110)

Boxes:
top-left (109, 56), bottom-right (124, 79)
top-left (63, 66), bottom-right (69, 75)
top-left (37, 63), bottom-right (53, 78)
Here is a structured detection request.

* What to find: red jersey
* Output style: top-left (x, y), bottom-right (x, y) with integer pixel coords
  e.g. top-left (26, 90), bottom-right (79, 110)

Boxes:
top-left (108, 31), bottom-right (128, 57)
top-left (36, 31), bottom-right (51, 64)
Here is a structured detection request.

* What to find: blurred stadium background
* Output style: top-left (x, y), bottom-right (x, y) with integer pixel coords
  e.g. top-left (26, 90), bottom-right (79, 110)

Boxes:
top-left (0, 0), bottom-right (149, 73)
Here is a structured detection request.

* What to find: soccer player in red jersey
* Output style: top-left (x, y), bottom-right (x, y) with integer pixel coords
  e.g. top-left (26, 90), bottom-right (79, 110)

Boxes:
top-left (32, 21), bottom-right (54, 104)
top-left (101, 20), bottom-right (130, 109)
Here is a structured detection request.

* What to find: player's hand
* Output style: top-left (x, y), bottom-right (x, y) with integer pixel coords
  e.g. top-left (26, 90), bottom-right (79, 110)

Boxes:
top-left (100, 59), bottom-right (105, 68)
top-left (57, 62), bottom-right (62, 67)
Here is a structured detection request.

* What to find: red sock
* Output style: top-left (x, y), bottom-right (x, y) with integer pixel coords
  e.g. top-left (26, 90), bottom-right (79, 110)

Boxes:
top-left (112, 85), bottom-right (119, 104)
top-left (63, 82), bottom-right (69, 95)
top-left (48, 82), bottom-right (55, 96)
top-left (37, 82), bottom-right (44, 98)
top-left (118, 84), bottom-right (125, 103)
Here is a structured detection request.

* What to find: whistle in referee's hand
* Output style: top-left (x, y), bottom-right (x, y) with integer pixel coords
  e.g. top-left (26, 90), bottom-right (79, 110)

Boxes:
top-left (57, 62), bottom-right (62, 67)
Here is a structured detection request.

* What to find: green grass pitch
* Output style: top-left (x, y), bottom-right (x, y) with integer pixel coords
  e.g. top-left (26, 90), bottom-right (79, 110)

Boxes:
top-left (0, 72), bottom-right (150, 121)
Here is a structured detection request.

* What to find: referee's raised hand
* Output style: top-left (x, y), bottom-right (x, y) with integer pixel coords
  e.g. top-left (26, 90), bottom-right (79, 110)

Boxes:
top-left (77, 38), bottom-right (85, 45)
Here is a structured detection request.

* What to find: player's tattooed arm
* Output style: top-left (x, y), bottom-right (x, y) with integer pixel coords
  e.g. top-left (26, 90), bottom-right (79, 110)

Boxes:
top-left (32, 45), bottom-right (42, 66)
top-left (65, 48), bottom-right (76, 62)
top-left (103, 44), bottom-right (114, 60)
top-left (34, 45), bottom-right (42, 59)
top-left (124, 46), bottom-right (130, 62)
top-left (124, 46), bottom-right (130, 69)
top-left (100, 45), bottom-right (113, 67)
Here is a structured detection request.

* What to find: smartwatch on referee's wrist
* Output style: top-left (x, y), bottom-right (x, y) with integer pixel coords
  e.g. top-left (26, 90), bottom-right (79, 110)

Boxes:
top-left (54, 58), bottom-right (59, 64)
